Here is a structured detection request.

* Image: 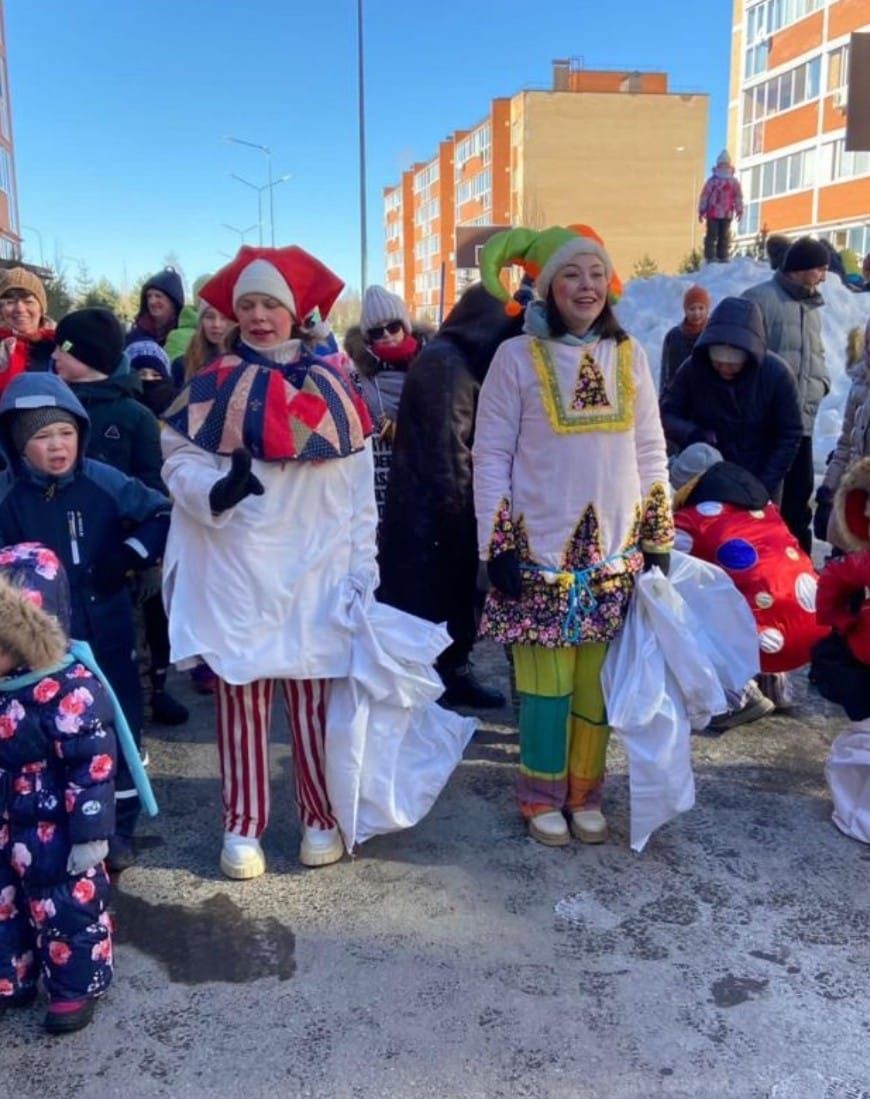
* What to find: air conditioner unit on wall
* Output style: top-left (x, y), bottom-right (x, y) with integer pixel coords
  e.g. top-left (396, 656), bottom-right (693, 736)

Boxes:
top-left (833, 88), bottom-right (848, 110)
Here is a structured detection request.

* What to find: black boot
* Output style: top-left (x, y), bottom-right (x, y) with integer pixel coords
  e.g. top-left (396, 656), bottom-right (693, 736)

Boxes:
top-left (150, 668), bottom-right (189, 726)
top-left (440, 664), bottom-right (506, 709)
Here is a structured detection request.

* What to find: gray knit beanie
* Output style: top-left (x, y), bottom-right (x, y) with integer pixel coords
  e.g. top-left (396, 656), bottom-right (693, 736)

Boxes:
top-left (10, 407), bottom-right (78, 454)
top-left (360, 285), bottom-right (411, 336)
top-left (669, 442), bottom-right (723, 489)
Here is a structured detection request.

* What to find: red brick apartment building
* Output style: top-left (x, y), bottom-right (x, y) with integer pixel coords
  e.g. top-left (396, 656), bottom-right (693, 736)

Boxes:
top-left (384, 61), bottom-right (708, 319)
top-left (728, 0), bottom-right (870, 253)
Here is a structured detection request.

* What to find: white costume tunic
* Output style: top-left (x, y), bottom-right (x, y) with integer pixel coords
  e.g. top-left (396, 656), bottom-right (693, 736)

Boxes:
top-left (473, 333), bottom-right (673, 647)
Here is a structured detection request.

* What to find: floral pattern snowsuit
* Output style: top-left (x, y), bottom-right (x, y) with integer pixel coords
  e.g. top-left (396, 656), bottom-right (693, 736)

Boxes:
top-left (0, 544), bottom-right (116, 1004)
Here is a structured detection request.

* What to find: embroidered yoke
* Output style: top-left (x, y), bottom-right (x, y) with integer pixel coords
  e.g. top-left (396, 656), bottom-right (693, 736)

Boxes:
top-left (472, 334), bottom-right (673, 646)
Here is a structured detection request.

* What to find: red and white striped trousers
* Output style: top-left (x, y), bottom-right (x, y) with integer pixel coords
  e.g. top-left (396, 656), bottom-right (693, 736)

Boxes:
top-left (215, 677), bottom-right (335, 838)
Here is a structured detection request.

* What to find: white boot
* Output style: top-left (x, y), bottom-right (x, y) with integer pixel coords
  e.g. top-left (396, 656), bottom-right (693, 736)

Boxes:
top-left (299, 825), bottom-right (344, 868)
top-left (220, 832), bottom-right (266, 880)
top-left (528, 811), bottom-right (570, 847)
top-left (570, 808), bottom-right (608, 844)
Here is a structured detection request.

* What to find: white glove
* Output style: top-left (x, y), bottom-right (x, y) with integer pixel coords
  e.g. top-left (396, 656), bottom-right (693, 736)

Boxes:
top-left (67, 840), bottom-right (109, 876)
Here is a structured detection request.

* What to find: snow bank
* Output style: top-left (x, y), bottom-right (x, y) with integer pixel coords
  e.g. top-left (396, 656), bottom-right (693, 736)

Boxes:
top-left (615, 257), bottom-right (870, 469)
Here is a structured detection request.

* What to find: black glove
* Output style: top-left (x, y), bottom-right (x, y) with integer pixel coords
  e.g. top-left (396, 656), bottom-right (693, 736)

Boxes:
top-left (92, 544), bottom-right (142, 596)
top-left (813, 485), bottom-right (833, 542)
top-left (209, 448), bottom-right (265, 515)
top-left (487, 550), bottom-right (522, 599)
top-left (643, 551), bottom-right (670, 576)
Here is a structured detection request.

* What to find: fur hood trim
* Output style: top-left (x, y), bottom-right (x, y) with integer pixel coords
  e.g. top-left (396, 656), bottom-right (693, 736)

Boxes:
top-left (833, 456), bottom-right (870, 553)
top-left (0, 573), bottom-right (67, 671)
top-left (343, 324), bottom-right (433, 377)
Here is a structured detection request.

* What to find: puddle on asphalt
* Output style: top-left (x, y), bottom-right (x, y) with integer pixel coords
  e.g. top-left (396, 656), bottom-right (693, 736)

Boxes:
top-left (112, 888), bottom-right (296, 984)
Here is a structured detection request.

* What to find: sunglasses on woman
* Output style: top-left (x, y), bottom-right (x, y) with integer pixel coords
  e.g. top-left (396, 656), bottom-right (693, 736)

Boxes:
top-left (367, 320), bottom-right (404, 340)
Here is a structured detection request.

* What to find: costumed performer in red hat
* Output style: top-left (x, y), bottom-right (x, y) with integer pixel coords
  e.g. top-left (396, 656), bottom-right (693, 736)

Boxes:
top-left (160, 246), bottom-right (377, 880)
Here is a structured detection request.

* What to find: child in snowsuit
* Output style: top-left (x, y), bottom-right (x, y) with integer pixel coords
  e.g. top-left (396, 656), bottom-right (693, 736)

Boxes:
top-left (0, 373), bottom-right (170, 871)
top-left (659, 285), bottom-right (710, 396)
top-left (0, 543), bottom-right (116, 1034)
top-left (698, 151), bottom-right (743, 264)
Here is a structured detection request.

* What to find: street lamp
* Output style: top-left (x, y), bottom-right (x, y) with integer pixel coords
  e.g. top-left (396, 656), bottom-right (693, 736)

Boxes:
top-left (22, 224), bottom-right (44, 266)
top-left (225, 135), bottom-right (291, 247)
top-left (228, 172), bottom-right (292, 247)
top-left (222, 222), bottom-right (259, 246)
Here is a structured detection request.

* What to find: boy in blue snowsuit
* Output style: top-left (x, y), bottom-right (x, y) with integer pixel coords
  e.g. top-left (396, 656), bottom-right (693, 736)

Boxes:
top-left (0, 373), bottom-right (170, 870)
top-left (0, 543), bottom-right (116, 1033)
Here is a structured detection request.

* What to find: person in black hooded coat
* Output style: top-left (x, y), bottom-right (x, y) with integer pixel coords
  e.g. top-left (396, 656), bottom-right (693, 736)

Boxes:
top-left (377, 283), bottom-right (525, 708)
top-left (660, 295), bottom-right (802, 501)
top-left (126, 267), bottom-right (185, 348)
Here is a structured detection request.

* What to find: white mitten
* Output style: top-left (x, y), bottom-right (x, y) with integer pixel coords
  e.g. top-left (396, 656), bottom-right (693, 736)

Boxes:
top-left (67, 840), bottom-right (109, 875)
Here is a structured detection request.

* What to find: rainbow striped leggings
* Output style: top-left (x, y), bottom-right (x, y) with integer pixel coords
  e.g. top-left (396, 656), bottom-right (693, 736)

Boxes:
top-left (513, 643), bottom-right (610, 820)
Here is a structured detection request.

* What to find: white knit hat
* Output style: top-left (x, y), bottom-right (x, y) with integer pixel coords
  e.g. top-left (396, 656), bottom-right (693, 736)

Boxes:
top-left (360, 285), bottom-right (411, 336)
top-left (708, 343), bottom-right (747, 363)
top-left (716, 149), bottom-right (732, 166)
top-left (232, 259), bottom-right (296, 317)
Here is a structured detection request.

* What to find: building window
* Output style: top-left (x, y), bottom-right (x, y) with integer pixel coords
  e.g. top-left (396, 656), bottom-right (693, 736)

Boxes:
top-left (455, 168), bottom-right (492, 208)
top-left (827, 44), bottom-right (849, 93)
top-left (385, 189), bottom-right (401, 213)
top-left (739, 146), bottom-right (816, 226)
top-left (741, 54), bottom-right (821, 157)
top-left (820, 138), bottom-right (870, 183)
top-left (744, 0), bottom-right (823, 77)
top-left (0, 147), bottom-right (12, 197)
top-left (454, 123), bottom-right (491, 178)
top-left (413, 162), bottom-right (439, 194)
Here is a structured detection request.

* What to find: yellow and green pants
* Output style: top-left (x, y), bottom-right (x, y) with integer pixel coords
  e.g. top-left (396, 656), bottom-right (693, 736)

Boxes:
top-left (513, 642), bottom-right (610, 820)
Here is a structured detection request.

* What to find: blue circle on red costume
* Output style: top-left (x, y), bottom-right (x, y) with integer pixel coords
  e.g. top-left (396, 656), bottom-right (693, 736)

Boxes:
top-left (716, 538), bottom-right (758, 571)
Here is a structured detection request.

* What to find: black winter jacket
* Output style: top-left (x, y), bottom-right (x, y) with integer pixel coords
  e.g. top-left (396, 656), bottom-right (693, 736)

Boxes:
top-left (659, 324), bottom-right (702, 395)
top-left (660, 296), bottom-right (803, 496)
top-left (377, 285), bottom-right (523, 660)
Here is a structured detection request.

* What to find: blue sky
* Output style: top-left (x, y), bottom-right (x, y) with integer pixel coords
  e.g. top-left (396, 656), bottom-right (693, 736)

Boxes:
top-left (7, 0), bottom-right (734, 298)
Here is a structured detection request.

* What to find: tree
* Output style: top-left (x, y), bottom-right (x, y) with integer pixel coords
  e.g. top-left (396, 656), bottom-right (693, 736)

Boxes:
top-left (43, 272), bottom-right (74, 322)
top-left (631, 254), bottom-right (659, 280)
top-left (81, 277), bottom-right (122, 312)
top-left (677, 249), bottom-right (703, 274)
top-left (73, 261), bottom-right (94, 305)
top-left (328, 287), bottom-right (362, 337)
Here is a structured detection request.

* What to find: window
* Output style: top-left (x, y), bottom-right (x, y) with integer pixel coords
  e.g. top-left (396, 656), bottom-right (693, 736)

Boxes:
top-left (385, 189), bottom-right (401, 213)
top-left (454, 124), bottom-right (491, 177)
top-left (455, 168), bottom-right (491, 208)
top-left (827, 44), bottom-right (849, 92)
top-left (741, 146), bottom-right (816, 206)
top-left (0, 147), bottom-right (11, 196)
top-left (744, 0), bottom-right (823, 77)
top-left (740, 55), bottom-right (822, 158)
top-left (822, 138), bottom-right (870, 183)
top-left (413, 162), bottom-right (439, 194)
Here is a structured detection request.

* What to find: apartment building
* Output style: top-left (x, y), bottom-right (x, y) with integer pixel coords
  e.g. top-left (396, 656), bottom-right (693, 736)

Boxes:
top-left (384, 61), bottom-right (708, 319)
top-left (728, 0), bottom-right (870, 255)
top-left (0, 2), bottom-right (18, 260)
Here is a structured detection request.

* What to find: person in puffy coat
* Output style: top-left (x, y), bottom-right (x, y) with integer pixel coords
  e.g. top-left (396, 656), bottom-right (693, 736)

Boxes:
top-left (161, 245), bottom-right (377, 881)
top-left (698, 151), bottom-right (743, 263)
top-left (377, 282), bottom-right (525, 710)
top-left (742, 236), bottom-right (830, 553)
top-left (0, 543), bottom-right (116, 1034)
top-left (0, 374), bottom-right (170, 870)
top-left (660, 295), bottom-right (802, 500)
top-left (670, 443), bottom-right (827, 720)
top-left (815, 319), bottom-right (870, 547)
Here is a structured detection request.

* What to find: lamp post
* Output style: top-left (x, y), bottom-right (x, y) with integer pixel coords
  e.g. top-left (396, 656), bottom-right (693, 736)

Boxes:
top-left (228, 172), bottom-right (292, 247)
top-left (222, 222), bottom-right (259, 247)
top-left (225, 136), bottom-right (291, 247)
top-left (22, 225), bottom-right (44, 266)
top-left (357, 0), bottom-right (368, 292)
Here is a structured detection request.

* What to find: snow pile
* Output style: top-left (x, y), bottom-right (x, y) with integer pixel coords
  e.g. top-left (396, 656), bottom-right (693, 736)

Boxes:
top-left (615, 257), bottom-right (870, 469)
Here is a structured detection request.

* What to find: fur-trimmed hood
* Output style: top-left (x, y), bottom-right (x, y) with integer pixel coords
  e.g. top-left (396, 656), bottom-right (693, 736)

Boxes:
top-left (0, 543), bottom-right (70, 673)
top-left (832, 456), bottom-right (870, 552)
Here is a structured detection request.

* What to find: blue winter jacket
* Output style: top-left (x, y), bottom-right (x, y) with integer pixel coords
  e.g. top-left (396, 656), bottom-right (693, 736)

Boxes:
top-left (0, 374), bottom-right (171, 652)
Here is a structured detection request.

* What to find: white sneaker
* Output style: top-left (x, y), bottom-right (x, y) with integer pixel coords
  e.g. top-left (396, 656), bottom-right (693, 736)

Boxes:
top-left (220, 833), bottom-right (266, 880)
top-left (299, 825), bottom-right (344, 868)
top-left (570, 809), bottom-right (608, 844)
top-left (528, 811), bottom-right (570, 847)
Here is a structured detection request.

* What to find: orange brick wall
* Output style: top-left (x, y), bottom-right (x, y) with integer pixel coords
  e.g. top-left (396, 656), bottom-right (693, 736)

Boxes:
top-left (768, 10), bottom-right (824, 68)
top-left (401, 171), bottom-right (414, 306)
top-left (438, 140), bottom-right (455, 311)
top-left (761, 190), bottom-right (814, 230)
top-left (818, 177), bottom-right (870, 222)
top-left (763, 101), bottom-right (819, 152)
top-left (821, 93), bottom-right (850, 133)
top-left (829, 0), bottom-right (870, 38)
top-left (565, 70), bottom-right (667, 94)
top-left (491, 99), bottom-right (511, 225)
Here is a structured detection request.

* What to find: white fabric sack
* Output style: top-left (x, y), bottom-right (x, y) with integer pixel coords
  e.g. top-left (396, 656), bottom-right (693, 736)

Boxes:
top-left (602, 577), bottom-right (696, 853)
top-left (668, 550), bottom-right (760, 702)
top-left (826, 722), bottom-right (870, 844)
top-left (326, 593), bottom-right (476, 850)
top-left (639, 568), bottom-right (727, 729)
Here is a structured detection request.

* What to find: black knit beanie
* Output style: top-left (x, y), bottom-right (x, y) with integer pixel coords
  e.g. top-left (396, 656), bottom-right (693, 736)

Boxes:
top-left (781, 237), bottom-right (829, 273)
top-left (10, 407), bottom-right (78, 453)
top-left (55, 308), bottom-right (125, 376)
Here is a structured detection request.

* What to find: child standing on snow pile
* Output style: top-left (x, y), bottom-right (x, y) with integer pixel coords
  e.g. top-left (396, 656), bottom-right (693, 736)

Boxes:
top-left (659, 285), bottom-right (710, 396)
top-left (0, 373), bottom-right (170, 871)
top-left (698, 151), bottom-right (744, 264)
top-left (0, 544), bottom-right (116, 1034)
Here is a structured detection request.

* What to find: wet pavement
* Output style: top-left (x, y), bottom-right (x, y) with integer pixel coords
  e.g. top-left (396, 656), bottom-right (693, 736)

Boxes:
top-left (2, 643), bottom-right (869, 1099)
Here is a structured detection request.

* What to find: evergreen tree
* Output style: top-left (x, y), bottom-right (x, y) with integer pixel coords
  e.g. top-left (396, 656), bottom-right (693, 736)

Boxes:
top-left (631, 255), bottom-right (660, 279)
